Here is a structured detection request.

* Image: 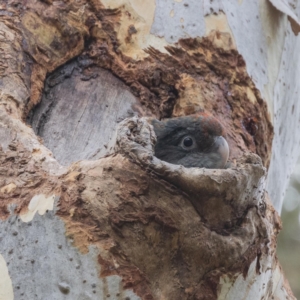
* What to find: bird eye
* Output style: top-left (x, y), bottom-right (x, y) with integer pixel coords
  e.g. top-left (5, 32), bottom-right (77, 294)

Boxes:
top-left (183, 137), bottom-right (193, 147)
top-left (180, 136), bottom-right (195, 149)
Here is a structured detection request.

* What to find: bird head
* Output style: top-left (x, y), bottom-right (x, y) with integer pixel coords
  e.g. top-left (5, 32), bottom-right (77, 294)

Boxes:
top-left (151, 113), bottom-right (229, 169)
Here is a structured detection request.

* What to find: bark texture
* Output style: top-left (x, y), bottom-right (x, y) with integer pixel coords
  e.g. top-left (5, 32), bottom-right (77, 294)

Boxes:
top-left (0, 0), bottom-right (298, 299)
top-left (0, 113), bottom-right (293, 299)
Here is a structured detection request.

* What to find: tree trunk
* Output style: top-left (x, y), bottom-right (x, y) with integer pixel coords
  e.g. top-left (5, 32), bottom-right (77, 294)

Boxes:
top-left (0, 0), bottom-right (298, 299)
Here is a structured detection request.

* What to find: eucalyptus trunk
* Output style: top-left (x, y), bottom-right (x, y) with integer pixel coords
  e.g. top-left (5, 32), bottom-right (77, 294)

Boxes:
top-left (0, 0), bottom-right (299, 299)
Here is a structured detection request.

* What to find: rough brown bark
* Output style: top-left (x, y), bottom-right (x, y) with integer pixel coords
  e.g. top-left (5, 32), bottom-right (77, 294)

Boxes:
top-left (0, 0), bottom-right (295, 299)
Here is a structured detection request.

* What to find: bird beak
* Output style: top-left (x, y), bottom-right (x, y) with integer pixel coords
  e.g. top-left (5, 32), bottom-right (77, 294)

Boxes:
top-left (214, 136), bottom-right (229, 168)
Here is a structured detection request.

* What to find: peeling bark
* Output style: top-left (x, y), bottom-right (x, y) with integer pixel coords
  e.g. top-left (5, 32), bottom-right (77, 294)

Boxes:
top-left (0, 0), bottom-right (298, 299)
top-left (0, 113), bottom-right (293, 299)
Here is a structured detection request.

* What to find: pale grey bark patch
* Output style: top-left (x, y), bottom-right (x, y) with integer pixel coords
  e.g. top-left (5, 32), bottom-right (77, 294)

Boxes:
top-left (269, 0), bottom-right (300, 33)
top-left (267, 20), bottom-right (300, 212)
top-left (203, 0), bottom-right (223, 15)
top-left (222, 0), bottom-right (268, 93)
top-left (0, 209), bottom-right (140, 300)
top-left (151, 0), bottom-right (205, 42)
top-left (0, 123), bottom-right (15, 152)
top-left (28, 62), bottom-right (140, 166)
